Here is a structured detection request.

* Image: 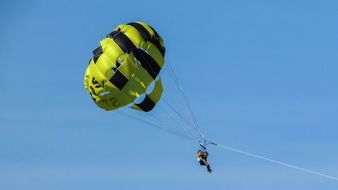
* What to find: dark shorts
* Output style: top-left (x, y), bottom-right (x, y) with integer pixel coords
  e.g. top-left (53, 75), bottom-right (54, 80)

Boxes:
top-left (199, 160), bottom-right (206, 166)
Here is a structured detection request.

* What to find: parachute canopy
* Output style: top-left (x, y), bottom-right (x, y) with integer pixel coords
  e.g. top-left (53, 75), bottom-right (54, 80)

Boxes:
top-left (84, 22), bottom-right (166, 112)
top-left (84, 22), bottom-right (206, 143)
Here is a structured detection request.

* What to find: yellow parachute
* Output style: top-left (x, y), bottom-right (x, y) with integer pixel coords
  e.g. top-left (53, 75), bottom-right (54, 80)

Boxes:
top-left (84, 22), bottom-right (205, 143)
top-left (84, 22), bottom-right (165, 112)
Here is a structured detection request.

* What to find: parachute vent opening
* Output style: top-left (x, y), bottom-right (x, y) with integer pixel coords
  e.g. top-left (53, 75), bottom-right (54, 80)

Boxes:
top-left (146, 80), bottom-right (156, 94)
top-left (133, 93), bottom-right (146, 104)
top-left (99, 91), bottom-right (111, 96)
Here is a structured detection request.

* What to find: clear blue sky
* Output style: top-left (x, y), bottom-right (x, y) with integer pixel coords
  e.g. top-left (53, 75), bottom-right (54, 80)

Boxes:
top-left (1, 0), bottom-right (338, 189)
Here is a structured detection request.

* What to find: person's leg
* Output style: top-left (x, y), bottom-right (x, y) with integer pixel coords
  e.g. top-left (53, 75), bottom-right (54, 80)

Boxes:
top-left (206, 164), bottom-right (212, 173)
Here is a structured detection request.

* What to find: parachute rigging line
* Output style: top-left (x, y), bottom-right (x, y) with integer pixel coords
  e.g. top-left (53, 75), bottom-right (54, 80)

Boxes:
top-left (209, 142), bottom-right (338, 182)
top-left (135, 48), bottom-right (203, 142)
top-left (167, 61), bottom-right (206, 142)
top-left (135, 50), bottom-right (191, 128)
top-left (161, 96), bottom-right (195, 136)
top-left (161, 96), bottom-right (191, 126)
top-left (150, 97), bottom-right (197, 139)
top-left (118, 109), bottom-right (196, 140)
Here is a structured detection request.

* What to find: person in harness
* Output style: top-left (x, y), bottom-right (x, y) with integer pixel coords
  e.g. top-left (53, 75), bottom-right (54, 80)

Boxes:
top-left (196, 143), bottom-right (212, 173)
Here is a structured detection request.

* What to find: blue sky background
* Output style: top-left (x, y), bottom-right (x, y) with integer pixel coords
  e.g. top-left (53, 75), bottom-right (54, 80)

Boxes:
top-left (1, 0), bottom-right (338, 189)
